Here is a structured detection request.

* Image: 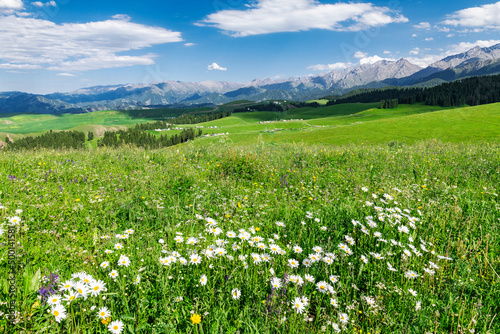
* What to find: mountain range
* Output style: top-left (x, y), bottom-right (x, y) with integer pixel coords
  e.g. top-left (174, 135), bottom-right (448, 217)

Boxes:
top-left (1, 43), bottom-right (499, 114)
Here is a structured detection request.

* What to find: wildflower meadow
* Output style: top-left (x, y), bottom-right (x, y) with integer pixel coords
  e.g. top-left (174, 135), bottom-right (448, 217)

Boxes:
top-left (0, 141), bottom-right (499, 333)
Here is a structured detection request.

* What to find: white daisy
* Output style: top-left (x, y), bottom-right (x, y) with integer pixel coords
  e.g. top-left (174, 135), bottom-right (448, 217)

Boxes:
top-left (270, 277), bottom-right (282, 289)
top-left (89, 280), bottom-right (106, 297)
top-left (404, 270), bottom-right (420, 279)
top-left (339, 313), bottom-right (349, 324)
top-left (292, 297), bottom-right (305, 314)
top-left (316, 281), bottom-right (328, 293)
top-left (231, 288), bottom-right (241, 300)
top-left (51, 304), bottom-right (67, 323)
top-left (288, 258), bottom-right (299, 268)
top-left (108, 320), bottom-right (124, 334)
top-left (118, 255), bottom-right (131, 267)
top-left (189, 254), bottom-right (202, 265)
top-left (97, 306), bottom-right (111, 319)
top-left (304, 274), bottom-right (315, 283)
top-left (47, 294), bottom-right (62, 306)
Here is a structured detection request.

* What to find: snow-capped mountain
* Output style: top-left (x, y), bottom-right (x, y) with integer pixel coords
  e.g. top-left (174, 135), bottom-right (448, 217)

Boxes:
top-left (430, 44), bottom-right (500, 70)
top-left (1, 43), bottom-right (499, 114)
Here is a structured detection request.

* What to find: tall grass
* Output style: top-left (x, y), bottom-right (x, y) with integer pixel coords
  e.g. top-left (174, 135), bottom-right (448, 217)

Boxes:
top-left (0, 141), bottom-right (499, 333)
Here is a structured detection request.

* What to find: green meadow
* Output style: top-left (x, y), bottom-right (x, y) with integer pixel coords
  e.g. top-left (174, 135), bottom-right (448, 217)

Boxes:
top-left (0, 102), bottom-right (500, 333)
top-left (190, 103), bottom-right (500, 146)
top-left (2, 103), bottom-right (499, 147)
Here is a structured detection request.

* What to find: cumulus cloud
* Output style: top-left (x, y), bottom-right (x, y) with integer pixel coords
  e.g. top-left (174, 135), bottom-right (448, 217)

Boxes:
top-left (0, 15), bottom-right (183, 72)
top-left (424, 37), bottom-right (434, 41)
top-left (184, 42), bottom-right (196, 47)
top-left (353, 51), bottom-right (367, 59)
top-left (32, 1), bottom-right (56, 7)
top-left (442, 1), bottom-right (500, 29)
top-left (405, 55), bottom-right (443, 68)
top-left (447, 40), bottom-right (500, 54)
top-left (413, 22), bottom-right (430, 29)
top-left (48, 54), bottom-right (158, 72)
top-left (111, 14), bottom-right (131, 21)
top-left (207, 62), bottom-right (227, 71)
top-left (359, 55), bottom-right (395, 65)
top-left (0, 0), bottom-right (23, 13)
top-left (409, 48), bottom-right (420, 55)
top-left (198, 0), bottom-right (408, 37)
top-left (57, 72), bottom-right (76, 76)
top-left (0, 63), bottom-right (41, 69)
top-left (405, 40), bottom-right (500, 68)
top-left (307, 62), bottom-right (352, 71)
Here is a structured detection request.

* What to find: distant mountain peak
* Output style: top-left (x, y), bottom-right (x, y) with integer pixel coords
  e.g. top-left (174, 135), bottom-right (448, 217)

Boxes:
top-left (1, 43), bottom-right (500, 114)
top-left (430, 43), bottom-right (500, 70)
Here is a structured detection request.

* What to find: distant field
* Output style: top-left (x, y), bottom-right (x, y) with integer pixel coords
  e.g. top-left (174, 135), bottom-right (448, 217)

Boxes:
top-left (0, 111), bottom-right (150, 135)
top-left (306, 99), bottom-right (329, 105)
top-left (191, 103), bottom-right (500, 145)
top-left (1, 102), bottom-right (499, 148)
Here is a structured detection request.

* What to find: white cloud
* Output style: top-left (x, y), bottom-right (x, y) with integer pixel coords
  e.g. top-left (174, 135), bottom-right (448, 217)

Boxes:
top-left (207, 62), bottom-right (227, 71)
top-left (424, 37), bottom-right (434, 41)
top-left (0, 15), bottom-right (183, 72)
top-left (353, 51), bottom-right (367, 59)
top-left (442, 1), bottom-right (500, 29)
top-left (359, 55), bottom-right (395, 65)
top-left (405, 39), bottom-right (500, 68)
top-left (57, 72), bottom-right (76, 76)
top-left (184, 42), bottom-right (196, 47)
top-left (446, 34), bottom-right (455, 38)
top-left (0, 0), bottom-right (23, 13)
top-left (412, 33), bottom-right (417, 37)
top-left (307, 62), bottom-right (352, 71)
top-left (198, 0), bottom-right (408, 37)
top-left (48, 54), bottom-right (159, 72)
top-left (111, 14), bottom-right (131, 21)
top-left (409, 48), bottom-right (420, 55)
top-left (448, 40), bottom-right (500, 54)
top-left (32, 1), bottom-right (56, 7)
top-left (383, 50), bottom-right (391, 54)
top-left (406, 55), bottom-right (443, 67)
top-left (437, 26), bottom-right (450, 32)
top-left (413, 22), bottom-right (430, 29)
top-left (0, 63), bottom-right (41, 69)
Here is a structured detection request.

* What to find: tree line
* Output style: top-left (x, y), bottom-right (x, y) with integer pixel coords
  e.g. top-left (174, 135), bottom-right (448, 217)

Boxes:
top-left (5, 130), bottom-right (85, 151)
top-left (4, 127), bottom-right (203, 151)
top-left (233, 102), bottom-right (285, 113)
top-left (380, 99), bottom-right (399, 109)
top-left (134, 110), bottom-right (231, 131)
top-left (97, 127), bottom-right (202, 149)
top-left (232, 101), bottom-right (323, 113)
top-left (326, 74), bottom-right (500, 108)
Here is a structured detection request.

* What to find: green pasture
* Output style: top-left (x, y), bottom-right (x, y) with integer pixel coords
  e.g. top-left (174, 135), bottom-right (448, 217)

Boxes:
top-left (0, 142), bottom-right (499, 333)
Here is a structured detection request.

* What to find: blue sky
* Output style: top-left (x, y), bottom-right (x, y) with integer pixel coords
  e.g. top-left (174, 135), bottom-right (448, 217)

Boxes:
top-left (0, 0), bottom-right (499, 94)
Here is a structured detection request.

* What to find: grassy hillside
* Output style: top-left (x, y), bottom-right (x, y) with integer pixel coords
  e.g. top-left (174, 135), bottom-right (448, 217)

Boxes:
top-left (1, 102), bottom-right (498, 149)
top-left (191, 103), bottom-right (500, 146)
top-left (306, 99), bottom-right (329, 105)
top-left (0, 111), bottom-right (150, 135)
